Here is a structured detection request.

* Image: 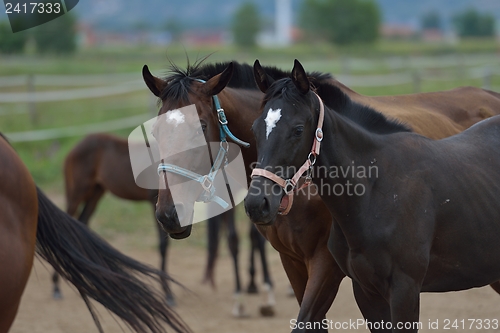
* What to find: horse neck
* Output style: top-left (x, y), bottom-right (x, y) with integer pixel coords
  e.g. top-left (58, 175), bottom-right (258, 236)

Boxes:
top-left (314, 105), bottom-right (383, 218)
top-left (217, 87), bottom-right (262, 175)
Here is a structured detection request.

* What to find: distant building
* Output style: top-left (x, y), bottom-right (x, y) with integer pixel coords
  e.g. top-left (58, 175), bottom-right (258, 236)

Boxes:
top-left (181, 30), bottom-right (229, 46)
top-left (381, 24), bottom-right (417, 39)
top-left (421, 28), bottom-right (444, 42)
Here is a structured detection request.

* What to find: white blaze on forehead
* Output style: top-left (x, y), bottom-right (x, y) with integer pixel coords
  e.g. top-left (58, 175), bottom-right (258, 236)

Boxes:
top-left (165, 109), bottom-right (185, 127)
top-left (265, 108), bottom-right (282, 139)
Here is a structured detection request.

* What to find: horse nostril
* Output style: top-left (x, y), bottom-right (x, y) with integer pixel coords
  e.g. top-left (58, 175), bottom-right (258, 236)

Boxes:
top-left (260, 197), bottom-right (270, 215)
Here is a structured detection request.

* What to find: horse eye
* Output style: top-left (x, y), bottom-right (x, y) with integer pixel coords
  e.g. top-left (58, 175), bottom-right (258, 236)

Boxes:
top-left (293, 126), bottom-right (304, 137)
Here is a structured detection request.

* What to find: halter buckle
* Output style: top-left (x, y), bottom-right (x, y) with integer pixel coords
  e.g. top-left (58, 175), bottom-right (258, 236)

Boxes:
top-left (217, 109), bottom-right (228, 125)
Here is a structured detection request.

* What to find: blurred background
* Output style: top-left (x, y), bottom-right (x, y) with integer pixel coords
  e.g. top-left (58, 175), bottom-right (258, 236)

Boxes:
top-left (1, 1), bottom-right (500, 332)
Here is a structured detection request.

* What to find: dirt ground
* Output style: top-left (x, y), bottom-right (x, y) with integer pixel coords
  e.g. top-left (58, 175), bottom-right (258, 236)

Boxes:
top-left (10, 235), bottom-right (500, 333)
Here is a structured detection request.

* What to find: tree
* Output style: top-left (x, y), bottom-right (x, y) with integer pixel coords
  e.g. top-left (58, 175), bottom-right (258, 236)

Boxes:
top-left (0, 20), bottom-right (28, 54)
top-left (421, 10), bottom-right (442, 30)
top-left (300, 0), bottom-right (380, 46)
top-left (32, 12), bottom-right (77, 54)
top-left (164, 19), bottom-right (182, 42)
top-left (232, 2), bottom-right (261, 48)
top-left (452, 8), bottom-right (495, 38)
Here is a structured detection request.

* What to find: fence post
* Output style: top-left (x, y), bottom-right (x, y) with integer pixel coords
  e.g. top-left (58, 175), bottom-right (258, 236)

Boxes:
top-left (27, 74), bottom-right (37, 125)
top-left (412, 71), bottom-right (421, 93)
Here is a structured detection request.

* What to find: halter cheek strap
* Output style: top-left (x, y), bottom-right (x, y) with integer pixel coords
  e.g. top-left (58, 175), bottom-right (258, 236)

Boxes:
top-left (250, 92), bottom-right (324, 215)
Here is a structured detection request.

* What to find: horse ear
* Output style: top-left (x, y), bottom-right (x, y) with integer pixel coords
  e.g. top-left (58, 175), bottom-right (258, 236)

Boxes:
top-left (253, 59), bottom-right (274, 93)
top-left (142, 65), bottom-right (164, 97)
top-left (203, 62), bottom-right (234, 96)
top-left (291, 59), bottom-right (310, 95)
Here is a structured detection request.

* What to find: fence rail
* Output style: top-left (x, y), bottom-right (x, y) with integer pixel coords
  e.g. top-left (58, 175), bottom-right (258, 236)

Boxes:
top-left (4, 114), bottom-right (148, 142)
top-left (1, 63), bottom-right (499, 142)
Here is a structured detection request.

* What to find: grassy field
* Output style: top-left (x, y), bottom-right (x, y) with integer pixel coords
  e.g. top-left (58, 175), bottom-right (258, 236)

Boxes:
top-left (1, 40), bottom-right (499, 248)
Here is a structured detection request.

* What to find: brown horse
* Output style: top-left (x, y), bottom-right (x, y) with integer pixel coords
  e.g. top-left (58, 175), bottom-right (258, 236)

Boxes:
top-left (0, 133), bottom-right (188, 333)
top-left (245, 59), bottom-right (500, 332)
top-left (142, 60), bottom-right (500, 331)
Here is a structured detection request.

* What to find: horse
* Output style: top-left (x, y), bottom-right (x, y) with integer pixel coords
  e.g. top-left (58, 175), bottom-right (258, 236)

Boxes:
top-left (245, 59), bottom-right (500, 332)
top-left (0, 133), bottom-right (188, 333)
top-left (142, 59), bottom-right (500, 331)
top-left (142, 61), bottom-right (276, 317)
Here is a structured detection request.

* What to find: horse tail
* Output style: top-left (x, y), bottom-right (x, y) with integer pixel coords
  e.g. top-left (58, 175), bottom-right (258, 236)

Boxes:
top-left (35, 186), bottom-right (190, 333)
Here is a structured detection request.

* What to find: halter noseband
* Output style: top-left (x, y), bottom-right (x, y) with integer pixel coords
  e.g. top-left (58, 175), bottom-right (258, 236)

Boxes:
top-left (157, 78), bottom-right (250, 209)
top-left (250, 92), bottom-right (324, 215)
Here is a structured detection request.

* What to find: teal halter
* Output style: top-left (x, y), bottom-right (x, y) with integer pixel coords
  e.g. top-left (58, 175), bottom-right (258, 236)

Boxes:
top-left (157, 78), bottom-right (249, 208)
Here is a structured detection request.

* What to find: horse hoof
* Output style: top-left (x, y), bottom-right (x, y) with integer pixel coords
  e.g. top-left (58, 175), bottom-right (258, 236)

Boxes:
top-left (232, 303), bottom-right (248, 318)
top-left (247, 284), bottom-right (258, 294)
top-left (53, 290), bottom-right (63, 300)
top-left (259, 305), bottom-right (275, 317)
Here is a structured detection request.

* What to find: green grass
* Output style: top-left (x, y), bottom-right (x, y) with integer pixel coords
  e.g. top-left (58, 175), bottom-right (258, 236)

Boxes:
top-left (1, 40), bottom-right (499, 244)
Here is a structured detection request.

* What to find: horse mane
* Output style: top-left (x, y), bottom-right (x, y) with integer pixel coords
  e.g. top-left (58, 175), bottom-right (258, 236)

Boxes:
top-left (263, 78), bottom-right (411, 135)
top-left (159, 58), bottom-right (332, 102)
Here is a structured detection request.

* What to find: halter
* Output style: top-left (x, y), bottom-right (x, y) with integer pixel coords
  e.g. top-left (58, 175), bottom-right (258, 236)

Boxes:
top-left (250, 92), bottom-right (324, 215)
top-left (157, 78), bottom-right (250, 209)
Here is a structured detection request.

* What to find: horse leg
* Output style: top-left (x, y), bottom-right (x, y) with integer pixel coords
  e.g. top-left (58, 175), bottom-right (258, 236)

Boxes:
top-left (253, 225), bottom-right (276, 317)
top-left (156, 216), bottom-right (174, 306)
top-left (203, 215), bottom-right (221, 289)
top-left (247, 223), bottom-right (258, 294)
top-left (293, 254), bottom-right (345, 332)
top-left (77, 185), bottom-right (104, 225)
top-left (352, 281), bottom-right (392, 333)
top-left (225, 210), bottom-right (246, 317)
top-left (388, 273), bottom-right (421, 333)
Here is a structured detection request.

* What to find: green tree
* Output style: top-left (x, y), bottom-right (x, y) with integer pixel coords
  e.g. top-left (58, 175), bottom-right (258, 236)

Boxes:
top-left (421, 10), bottom-right (442, 30)
top-left (32, 12), bottom-right (77, 54)
top-left (232, 2), bottom-right (261, 48)
top-left (164, 19), bottom-right (182, 42)
top-left (452, 8), bottom-right (495, 38)
top-left (300, 0), bottom-right (380, 46)
top-left (0, 20), bottom-right (28, 54)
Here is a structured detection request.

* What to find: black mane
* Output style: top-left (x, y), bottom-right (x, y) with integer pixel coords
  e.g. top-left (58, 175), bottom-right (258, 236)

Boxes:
top-left (263, 78), bottom-right (411, 135)
top-left (159, 59), bottom-right (332, 102)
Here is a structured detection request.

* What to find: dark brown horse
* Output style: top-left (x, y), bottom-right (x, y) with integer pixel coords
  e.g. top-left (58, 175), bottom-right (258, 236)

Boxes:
top-left (142, 60), bottom-right (500, 331)
top-left (0, 133), bottom-right (188, 333)
top-left (245, 59), bottom-right (500, 332)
